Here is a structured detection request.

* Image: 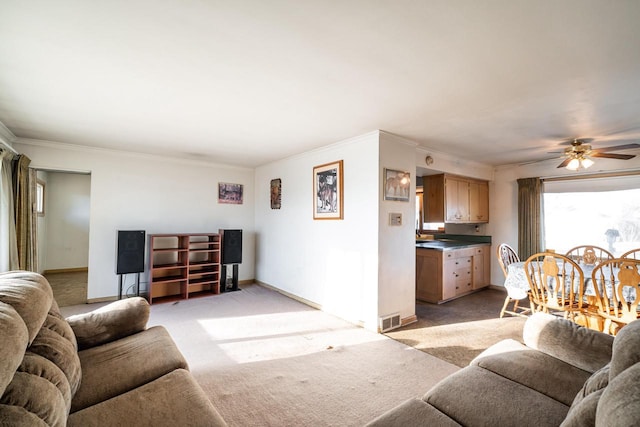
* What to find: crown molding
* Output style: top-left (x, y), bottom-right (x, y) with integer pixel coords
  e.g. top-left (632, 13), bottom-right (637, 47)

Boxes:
top-left (415, 145), bottom-right (494, 181)
top-left (15, 138), bottom-right (253, 171)
top-left (0, 120), bottom-right (18, 153)
top-left (378, 130), bottom-right (419, 148)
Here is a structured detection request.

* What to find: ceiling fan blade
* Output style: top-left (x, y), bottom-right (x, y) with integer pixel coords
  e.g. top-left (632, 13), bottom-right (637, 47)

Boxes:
top-left (590, 152), bottom-right (636, 160)
top-left (518, 157), bottom-right (558, 166)
top-left (591, 143), bottom-right (640, 153)
top-left (557, 158), bottom-right (572, 168)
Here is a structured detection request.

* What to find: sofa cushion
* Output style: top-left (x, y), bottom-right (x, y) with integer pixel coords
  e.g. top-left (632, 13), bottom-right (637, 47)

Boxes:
top-left (29, 317), bottom-right (82, 399)
top-left (365, 398), bottom-right (462, 427)
top-left (0, 369), bottom-right (68, 427)
top-left (0, 404), bottom-right (49, 426)
top-left (66, 297), bottom-right (150, 350)
top-left (595, 361), bottom-right (640, 426)
top-left (68, 369), bottom-right (227, 427)
top-left (560, 389), bottom-right (604, 427)
top-left (560, 362), bottom-right (611, 427)
top-left (472, 339), bottom-right (591, 406)
top-left (2, 332), bottom-right (80, 426)
top-left (423, 365), bottom-right (569, 427)
top-left (0, 302), bottom-right (28, 396)
top-left (0, 271), bottom-right (52, 344)
top-left (71, 326), bottom-right (188, 412)
top-left (523, 313), bottom-right (613, 373)
top-left (609, 318), bottom-right (640, 378)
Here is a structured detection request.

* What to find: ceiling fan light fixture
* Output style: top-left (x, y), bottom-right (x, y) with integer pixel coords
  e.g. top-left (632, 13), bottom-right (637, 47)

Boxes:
top-left (580, 157), bottom-right (594, 169)
top-left (566, 158), bottom-right (580, 170)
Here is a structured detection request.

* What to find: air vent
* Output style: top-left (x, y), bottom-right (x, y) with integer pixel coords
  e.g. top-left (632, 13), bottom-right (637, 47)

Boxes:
top-left (379, 313), bottom-right (401, 333)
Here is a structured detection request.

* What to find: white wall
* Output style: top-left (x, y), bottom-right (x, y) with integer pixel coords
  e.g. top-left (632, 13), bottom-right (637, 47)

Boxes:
top-left (15, 139), bottom-right (255, 301)
top-left (254, 131), bottom-right (382, 329)
top-left (42, 172), bottom-right (91, 271)
top-left (378, 133), bottom-right (417, 323)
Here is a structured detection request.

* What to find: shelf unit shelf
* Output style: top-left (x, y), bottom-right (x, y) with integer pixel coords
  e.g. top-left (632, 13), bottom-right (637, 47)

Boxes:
top-left (148, 233), bottom-right (221, 304)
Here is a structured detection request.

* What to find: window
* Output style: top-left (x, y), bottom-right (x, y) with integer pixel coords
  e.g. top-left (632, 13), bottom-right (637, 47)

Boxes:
top-left (36, 180), bottom-right (45, 216)
top-left (543, 175), bottom-right (640, 256)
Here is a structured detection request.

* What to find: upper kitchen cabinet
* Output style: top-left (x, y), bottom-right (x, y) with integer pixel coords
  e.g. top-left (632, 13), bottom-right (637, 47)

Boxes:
top-left (469, 180), bottom-right (489, 222)
top-left (424, 174), bottom-right (489, 224)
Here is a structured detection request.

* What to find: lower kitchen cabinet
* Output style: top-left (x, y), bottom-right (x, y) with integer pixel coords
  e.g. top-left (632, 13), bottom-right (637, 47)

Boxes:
top-left (416, 244), bottom-right (491, 304)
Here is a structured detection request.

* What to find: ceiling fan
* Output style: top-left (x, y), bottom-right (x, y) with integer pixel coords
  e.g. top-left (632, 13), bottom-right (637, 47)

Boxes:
top-left (550, 138), bottom-right (640, 170)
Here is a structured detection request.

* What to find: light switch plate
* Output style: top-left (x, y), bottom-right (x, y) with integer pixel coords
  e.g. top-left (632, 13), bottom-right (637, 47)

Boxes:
top-left (389, 213), bottom-right (402, 226)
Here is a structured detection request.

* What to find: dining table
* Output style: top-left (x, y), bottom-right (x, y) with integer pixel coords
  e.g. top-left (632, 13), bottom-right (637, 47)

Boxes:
top-left (503, 261), bottom-right (636, 302)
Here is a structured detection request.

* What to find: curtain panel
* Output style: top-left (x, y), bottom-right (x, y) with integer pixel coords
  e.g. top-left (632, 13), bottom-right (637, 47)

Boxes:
top-left (517, 177), bottom-right (543, 260)
top-left (13, 154), bottom-right (36, 271)
top-left (0, 151), bottom-right (19, 271)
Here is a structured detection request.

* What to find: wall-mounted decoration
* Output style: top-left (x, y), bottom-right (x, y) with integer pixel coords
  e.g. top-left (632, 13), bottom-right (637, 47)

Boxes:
top-left (218, 182), bottom-right (243, 204)
top-left (270, 178), bottom-right (281, 209)
top-left (313, 160), bottom-right (343, 220)
top-left (383, 168), bottom-right (410, 202)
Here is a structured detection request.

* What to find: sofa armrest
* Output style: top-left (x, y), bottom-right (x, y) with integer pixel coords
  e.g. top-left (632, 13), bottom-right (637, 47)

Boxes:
top-left (523, 312), bottom-right (613, 373)
top-left (66, 297), bottom-right (150, 350)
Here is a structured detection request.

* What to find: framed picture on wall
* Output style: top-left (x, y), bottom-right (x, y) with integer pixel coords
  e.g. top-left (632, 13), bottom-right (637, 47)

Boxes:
top-left (383, 168), bottom-right (410, 202)
top-left (218, 182), bottom-right (243, 204)
top-left (313, 160), bottom-right (343, 220)
top-left (270, 178), bottom-right (281, 209)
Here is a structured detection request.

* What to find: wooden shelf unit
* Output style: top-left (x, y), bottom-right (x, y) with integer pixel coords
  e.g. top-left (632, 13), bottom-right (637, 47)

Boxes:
top-left (148, 233), bottom-right (221, 304)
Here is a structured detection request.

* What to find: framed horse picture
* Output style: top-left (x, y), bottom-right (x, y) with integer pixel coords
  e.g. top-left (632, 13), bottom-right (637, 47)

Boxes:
top-left (313, 160), bottom-right (343, 220)
top-left (383, 168), bottom-right (410, 201)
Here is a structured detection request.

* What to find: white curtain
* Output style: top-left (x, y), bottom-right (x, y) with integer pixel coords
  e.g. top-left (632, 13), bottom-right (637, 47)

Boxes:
top-left (0, 151), bottom-right (19, 271)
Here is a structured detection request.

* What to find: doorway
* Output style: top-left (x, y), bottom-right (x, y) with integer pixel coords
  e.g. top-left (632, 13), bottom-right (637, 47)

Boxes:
top-left (36, 169), bottom-right (91, 306)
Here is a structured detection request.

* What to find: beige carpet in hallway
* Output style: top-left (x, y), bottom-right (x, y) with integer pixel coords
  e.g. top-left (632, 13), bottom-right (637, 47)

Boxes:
top-left (385, 288), bottom-right (527, 368)
top-left (45, 270), bottom-right (87, 307)
top-left (62, 284), bottom-right (459, 426)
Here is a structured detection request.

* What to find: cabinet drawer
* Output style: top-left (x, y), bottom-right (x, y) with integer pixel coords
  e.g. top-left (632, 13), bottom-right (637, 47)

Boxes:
top-left (455, 277), bottom-right (473, 295)
top-left (445, 255), bottom-right (472, 266)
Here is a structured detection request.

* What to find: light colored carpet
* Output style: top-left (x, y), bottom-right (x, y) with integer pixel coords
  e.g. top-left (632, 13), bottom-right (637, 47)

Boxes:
top-left (385, 288), bottom-right (527, 367)
top-left (62, 284), bottom-right (459, 426)
top-left (45, 270), bottom-right (88, 307)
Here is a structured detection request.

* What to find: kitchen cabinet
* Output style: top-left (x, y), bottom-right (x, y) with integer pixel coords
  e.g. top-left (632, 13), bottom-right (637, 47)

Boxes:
top-left (444, 176), bottom-right (470, 222)
top-left (416, 244), bottom-right (491, 303)
top-left (424, 174), bottom-right (489, 224)
top-left (469, 180), bottom-right (489, 222)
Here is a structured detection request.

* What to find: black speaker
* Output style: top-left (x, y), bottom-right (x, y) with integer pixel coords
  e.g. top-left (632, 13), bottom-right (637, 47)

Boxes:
top-left (116, 230), bottom-right (145, 274)
top-left (221, 229), bottom-right (242, 265)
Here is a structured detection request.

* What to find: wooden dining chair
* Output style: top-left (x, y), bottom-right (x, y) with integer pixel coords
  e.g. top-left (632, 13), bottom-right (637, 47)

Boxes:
top-left (497, 243), bottom-right (530, 318)
top-left (565, 245), bottom-right (614, 266)
top-left (524, 252), bottom-right (586, 322)
top-left (621, 248), bottom-right (640, 260)
top-left (591, 258), bottom-right (640, 335)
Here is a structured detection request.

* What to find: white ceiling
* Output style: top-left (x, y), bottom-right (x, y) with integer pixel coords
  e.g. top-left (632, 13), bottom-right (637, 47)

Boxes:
top-left (1, 1), bottom-right (640, 168)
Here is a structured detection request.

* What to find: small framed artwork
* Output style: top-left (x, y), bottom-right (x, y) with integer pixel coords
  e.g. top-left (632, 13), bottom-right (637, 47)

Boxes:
top-left (313, 160), bottom-right (343, 220)
top-left (218, 182), bottom-right (243, 204)
top-left (383, 168), bottom-right (411, 202)
top-left (270, 178), bottom-right (281, 209)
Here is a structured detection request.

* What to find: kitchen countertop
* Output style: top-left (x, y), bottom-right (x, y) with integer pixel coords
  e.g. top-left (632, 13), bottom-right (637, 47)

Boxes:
top-left (416, 240), bottom-right (490, 251)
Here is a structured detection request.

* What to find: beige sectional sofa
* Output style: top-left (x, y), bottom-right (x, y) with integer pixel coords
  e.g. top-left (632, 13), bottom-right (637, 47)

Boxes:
top-left (368, 312), bottom-right (640, 426)
top-left (0, 271), bottom-right (227, 426)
